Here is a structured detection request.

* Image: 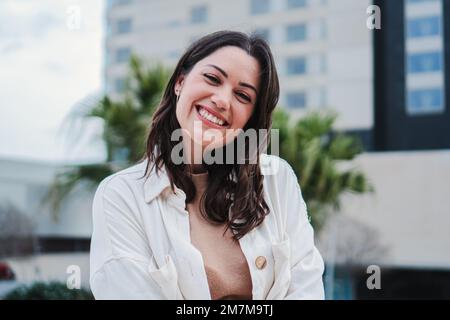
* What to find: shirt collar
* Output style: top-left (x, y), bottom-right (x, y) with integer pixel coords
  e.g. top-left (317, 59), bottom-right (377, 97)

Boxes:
top-left (142, 159), bottom-right (173, 203)
top-left (142, 153), bottom-right (274, 203)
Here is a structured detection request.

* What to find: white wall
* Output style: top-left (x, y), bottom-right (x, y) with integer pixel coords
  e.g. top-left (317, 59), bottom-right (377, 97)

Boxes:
top-left (0, 158), bottom-right (94, 238)
top-left (321, 150), bottom-right (450, 269)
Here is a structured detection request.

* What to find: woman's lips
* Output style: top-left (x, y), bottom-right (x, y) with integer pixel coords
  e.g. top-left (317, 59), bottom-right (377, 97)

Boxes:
top-left (195, 105), bottom-right (230, 129)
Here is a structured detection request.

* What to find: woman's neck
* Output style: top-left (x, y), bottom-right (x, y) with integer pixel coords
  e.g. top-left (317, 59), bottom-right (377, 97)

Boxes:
top-left (188, 164), bottom-right (207, 174)
top-left (182, 138), bottom-right (207, 174)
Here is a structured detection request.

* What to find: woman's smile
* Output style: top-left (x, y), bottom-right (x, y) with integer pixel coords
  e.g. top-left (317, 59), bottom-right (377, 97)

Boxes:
top-left (194, 104), bottom-right (230, 129)
top-left (175, 46), bottom-right (260, 150)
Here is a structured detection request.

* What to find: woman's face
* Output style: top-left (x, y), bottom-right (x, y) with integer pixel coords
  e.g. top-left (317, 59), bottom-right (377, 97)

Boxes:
top-left (175, 46), bottom-right (260, 155)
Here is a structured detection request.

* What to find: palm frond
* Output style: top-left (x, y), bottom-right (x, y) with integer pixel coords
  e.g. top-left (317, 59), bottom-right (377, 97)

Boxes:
top-left (43, 55), bottom-right (170, 220)
top-left (272, 109), bottom-right (374, 230)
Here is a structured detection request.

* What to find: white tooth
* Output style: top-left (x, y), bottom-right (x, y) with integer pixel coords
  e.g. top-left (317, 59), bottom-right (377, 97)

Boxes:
top-left (199, 107), bottom-right (225, 126)
top-left (211, 115), bottom-right (220, 123)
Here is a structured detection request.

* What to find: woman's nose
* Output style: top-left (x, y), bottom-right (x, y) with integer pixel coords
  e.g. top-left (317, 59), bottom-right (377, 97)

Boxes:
top-left (211, 88), bottom-right (232, 111)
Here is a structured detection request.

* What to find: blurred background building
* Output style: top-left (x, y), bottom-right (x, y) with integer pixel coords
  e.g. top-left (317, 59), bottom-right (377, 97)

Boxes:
top-left (0, 158), bottom-right (92, 293)
top-left (105, 0), bottom-right (374, 148)
top-left (1, 0), bottom-right (449, 299)
top-left (374, 0), bottom-right (450, 151)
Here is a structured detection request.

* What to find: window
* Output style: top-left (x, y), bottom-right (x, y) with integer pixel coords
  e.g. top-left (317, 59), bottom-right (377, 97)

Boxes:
top-left (286, 57), bottom-right (306, 75)
top-left (116, 47), bottom-right (131, 63)
top-left (407, 52), bottom-right (443, 73)
top-left (407, 16), bottom-right (441, 38)
top-left (116, 18), bottom-right (132, 34)
top-left (286, 92), bottom-right (306, 108)
top-left (287, 0), bottom-right (307, 9)
top-left (405, 0), bottom-right (445, 114)
top-left (286, 24), bottom-right (307, 42)
top-left (191, 5), bottom-right (208, 24)
top-left (251, 0), bottom-right (270, 15)
top-left (408, 88), bottom-right (443, 111)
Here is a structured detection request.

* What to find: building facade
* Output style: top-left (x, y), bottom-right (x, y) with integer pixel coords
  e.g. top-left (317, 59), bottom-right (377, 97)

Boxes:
top-left (374, 0), bottom-right (450, 150)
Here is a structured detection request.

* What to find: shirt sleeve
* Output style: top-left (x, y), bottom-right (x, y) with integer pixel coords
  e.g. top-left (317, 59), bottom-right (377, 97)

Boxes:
top-left (279, 159), bottom-right (325, 300)
top-left (89, 175), bottom-right (169, 300)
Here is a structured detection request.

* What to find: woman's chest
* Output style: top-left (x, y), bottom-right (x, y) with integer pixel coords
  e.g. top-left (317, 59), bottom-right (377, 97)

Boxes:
top-left (139, 191), bottom-right (291, 300)
top-left (187, 206), bottom-right (253, 299)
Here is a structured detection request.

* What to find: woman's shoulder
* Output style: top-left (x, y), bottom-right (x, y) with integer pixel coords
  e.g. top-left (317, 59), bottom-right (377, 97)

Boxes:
top-left (94, 160), bottom-right (150, 202)
top-left (259, 153), bottom-right (303, 205)
top-left (260, 153), bottom-right (295, 180)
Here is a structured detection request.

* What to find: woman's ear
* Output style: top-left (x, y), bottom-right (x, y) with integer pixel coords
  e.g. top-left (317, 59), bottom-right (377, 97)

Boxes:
top-left (174, 74), bottom-right (185, 95)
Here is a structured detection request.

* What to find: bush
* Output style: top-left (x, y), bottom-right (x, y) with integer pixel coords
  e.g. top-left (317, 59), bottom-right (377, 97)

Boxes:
top-left (3, 281), bottom-right (94, 300)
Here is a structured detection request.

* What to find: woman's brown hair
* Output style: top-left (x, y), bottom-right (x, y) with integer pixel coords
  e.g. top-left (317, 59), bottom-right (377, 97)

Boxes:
top-left (141, 30), bottom-right (279, 240)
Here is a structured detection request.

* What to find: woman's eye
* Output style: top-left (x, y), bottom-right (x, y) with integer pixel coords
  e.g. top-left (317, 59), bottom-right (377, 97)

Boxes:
top-left (236, 92), bottom-right (251, 103)
top-left (204, 74), bottom-right (220, 84)
top-left (203, 73), bottom-right (251, 103)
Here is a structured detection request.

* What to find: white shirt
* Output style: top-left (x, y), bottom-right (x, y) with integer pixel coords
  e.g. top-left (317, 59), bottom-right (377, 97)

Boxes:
top-left (89, 154), bottom-right (325, 300)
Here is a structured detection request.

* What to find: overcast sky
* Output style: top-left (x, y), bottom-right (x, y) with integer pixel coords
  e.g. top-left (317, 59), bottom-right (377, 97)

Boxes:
top-left (0, 0), bottom-right (105, 163)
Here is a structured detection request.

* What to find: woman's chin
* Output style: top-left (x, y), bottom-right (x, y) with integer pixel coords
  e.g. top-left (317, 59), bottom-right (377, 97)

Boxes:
top-left (203, 141), bottom-right (225, 152)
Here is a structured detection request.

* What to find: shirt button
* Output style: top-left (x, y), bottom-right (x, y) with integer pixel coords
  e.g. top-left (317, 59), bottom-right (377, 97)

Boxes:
top-left (255, 256), bottom-right (267, 270)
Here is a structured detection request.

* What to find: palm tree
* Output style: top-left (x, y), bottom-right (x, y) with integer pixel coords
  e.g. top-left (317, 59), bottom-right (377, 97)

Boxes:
top-left (44, 55), bottom-right (170, 220)
top-left (271, 108), bottom-right (374, 230)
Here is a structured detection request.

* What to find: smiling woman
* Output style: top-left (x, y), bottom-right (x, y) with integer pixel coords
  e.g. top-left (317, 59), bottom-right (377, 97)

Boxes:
top-left (89, 30), bottom-right (325, 300)
top-left (175, 46), bottom-right (261, 161)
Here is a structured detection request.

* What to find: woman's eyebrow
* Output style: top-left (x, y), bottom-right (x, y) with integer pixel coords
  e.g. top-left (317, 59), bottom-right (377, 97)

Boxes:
top-left (206, 64), bottom-right (258, 95)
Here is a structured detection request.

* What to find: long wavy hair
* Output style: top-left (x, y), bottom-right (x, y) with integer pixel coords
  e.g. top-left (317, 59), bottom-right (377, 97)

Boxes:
top-left (141, 30), bottom-right (279, 240)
